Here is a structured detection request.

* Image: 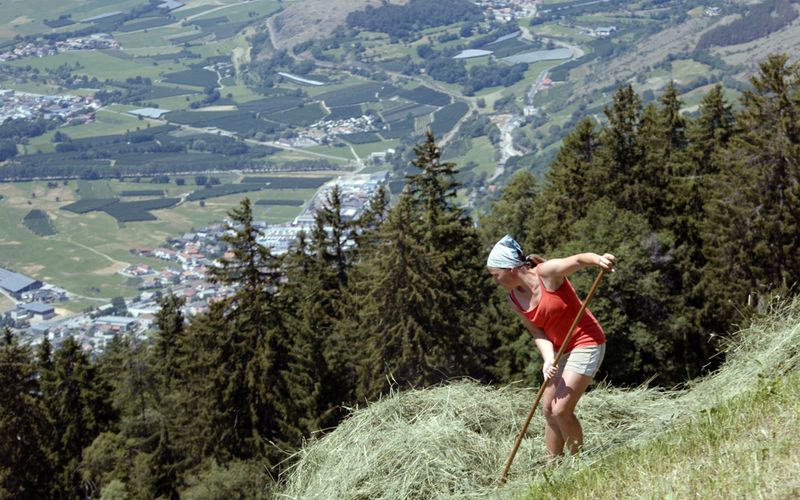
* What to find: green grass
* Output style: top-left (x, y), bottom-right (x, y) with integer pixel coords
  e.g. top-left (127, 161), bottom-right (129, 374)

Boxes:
top-left (278, 294), bottom-right (800, 498)
top-left (305, 145), bottom-right (354, 161)
top-left (445, 136), bottom-right (496, 176)
top-left (191, 0), bottom-right (281, 22)
top-left (671, 59), bottom-right (712, 84)
top-left (0, 178), bottom-right (309, 299)
top-left (8, 51), bottom-right (187, 81)
top-left (26, 110), bottom-right (160, 152)
top-left (0, 0), bottom-right (143, 40)
top-left (531, 372), bottom-right (800, 499)
top-left (77, 180), bottom-right (114, 199)
top-left (351, 140), bottom-right (398, 158)
top-left (114, 27), bottom-right (195, 49)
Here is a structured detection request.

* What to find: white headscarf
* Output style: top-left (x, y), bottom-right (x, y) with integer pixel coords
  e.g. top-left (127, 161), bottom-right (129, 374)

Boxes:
top-left (487, 235), bottom-right (525, 269)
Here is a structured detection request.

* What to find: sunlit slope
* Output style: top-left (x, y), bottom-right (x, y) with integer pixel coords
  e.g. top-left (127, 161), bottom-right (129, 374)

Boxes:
top-left (277, 298), bottom-right (800, 498)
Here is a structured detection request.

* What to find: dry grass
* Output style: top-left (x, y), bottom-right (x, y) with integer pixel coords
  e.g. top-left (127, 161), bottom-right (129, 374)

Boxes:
top-left (276, 297), bottom-right (800, 499)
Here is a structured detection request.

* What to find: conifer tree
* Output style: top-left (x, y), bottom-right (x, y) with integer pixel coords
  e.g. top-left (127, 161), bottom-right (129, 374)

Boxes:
top-left (687, 83), bottom-right (734, 175)
top-left (634, 102), bottom-right (673, 227)
top-left (356, 132), bottom-right (495, 397)
top-left (283, 188), bottom-right (353, 434)
top-left (479, 170), bottom-right (541, 251)
top-left (659, 81), bottom-right (688, 159)
top-left (552, 201), bottom-right (676, 383)
top-left (43, 336), bottom-right (116, 498)
top-left (354, 194), bottom-right (444, 397)
top-left (154, 292), bottom-right (186, 392)
top-left (534, 118), bottom-right (597, 249)
top-left (406, 131), bottom-right (495, 381)
top-left (662, 85), bottom-right (733, 374)
top-left (594, 84), bottom-right (643, 206)
top-left (199, 199), bottom-right (294, 465)
top-left (704, 53), bottom-right (800, 322)
top-left (0, 329), bottom-right (51, 498)
top-left (352, 184), bottom-right (390, 256)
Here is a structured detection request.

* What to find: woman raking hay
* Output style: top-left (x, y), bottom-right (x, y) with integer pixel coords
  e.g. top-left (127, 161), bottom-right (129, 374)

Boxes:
top-left (487, 235), bottom-right (615, 457)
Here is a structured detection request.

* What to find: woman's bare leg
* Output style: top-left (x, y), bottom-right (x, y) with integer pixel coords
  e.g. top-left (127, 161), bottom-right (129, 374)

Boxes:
top-left (550, 370), bottom-right (593, 454)
top-left (541, 377), bottom-right (565, 457)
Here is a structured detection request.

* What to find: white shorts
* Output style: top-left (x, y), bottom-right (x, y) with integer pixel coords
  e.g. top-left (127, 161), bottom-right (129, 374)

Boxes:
top-left (556, 344), bottom-right (606, 377)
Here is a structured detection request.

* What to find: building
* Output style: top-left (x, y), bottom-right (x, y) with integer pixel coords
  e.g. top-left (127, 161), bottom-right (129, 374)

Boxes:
top-left (20, 302), bottom-right (56, 320)
top-left (94, 316), bottom-right (138, 332)
top-left (594, 26), bottom-right (617, 37)
top-left (0, 267), bottom-right (42, 297)
top-left (129, 107), bottom-right (170, 119)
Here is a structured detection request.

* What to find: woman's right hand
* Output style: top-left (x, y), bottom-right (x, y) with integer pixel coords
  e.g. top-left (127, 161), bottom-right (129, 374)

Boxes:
top-left (542, 359), bottom-right (558, 381)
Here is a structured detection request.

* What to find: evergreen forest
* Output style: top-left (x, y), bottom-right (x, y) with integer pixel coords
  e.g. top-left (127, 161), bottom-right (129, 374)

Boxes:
top-left (3, 54), bottom-right (800, 498)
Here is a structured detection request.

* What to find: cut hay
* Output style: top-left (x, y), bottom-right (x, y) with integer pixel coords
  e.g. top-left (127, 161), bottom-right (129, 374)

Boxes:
top-left (277, 297), bottom-right (800, 498)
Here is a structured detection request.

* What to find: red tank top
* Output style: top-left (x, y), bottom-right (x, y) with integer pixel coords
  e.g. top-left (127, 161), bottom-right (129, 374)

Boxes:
top-left (509, 266), bottom-right (606, 351)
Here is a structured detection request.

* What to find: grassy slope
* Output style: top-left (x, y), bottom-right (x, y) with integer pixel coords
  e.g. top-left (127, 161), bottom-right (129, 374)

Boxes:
top-left (278, 297), bottom-right (800, 499)
top-left (530, 372), bottom-right (800, 499)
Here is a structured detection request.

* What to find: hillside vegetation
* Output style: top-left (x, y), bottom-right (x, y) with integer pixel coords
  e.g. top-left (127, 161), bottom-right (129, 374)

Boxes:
top-left (278, 297), bottom-right (800, 498)
top-left (3, 50), bottom-right (800, 498)
top-left (268, 0), bottom-right (408, 50)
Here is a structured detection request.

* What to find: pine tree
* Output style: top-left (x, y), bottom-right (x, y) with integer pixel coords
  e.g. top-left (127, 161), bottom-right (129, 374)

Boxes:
top-left (662, 85), bottom-right (734, 377)
top-left (194, 198), bottom-right (294, 466)
top-left (594, 84), bottom-right (644, 206)
top-left (44, 336), bottom-right (116, 498)
top-left (352, 183), bottom-right (390, 256)
top-left (534, 118), bottom-right (597, 249)
top-left (0, 329), bottom-right (51, 498)
top-left (354, 194), bottom-right (445, 397)
top-left (703, 53), bottom-right (800, 323)
top-left (659, 81), bottom-right (688, 159)
top-left (479, 170), bottom-right (542, 252)
top-left (634, 102), bottom-right (673, 227)
top-left (687, 83), bottom-right (734, 175)
top-left (355, 132), bottom-right (495, 397)
top-left (282, 188), bottom-right (353, 435)
top-left (552, 201), bottom-right (676, 384)
top-left (406, 132), bottom-right (495, 383)
top-left (209, 198), bottom-right (279, 294)
top-left (154, 292), bottom-right (186, 392)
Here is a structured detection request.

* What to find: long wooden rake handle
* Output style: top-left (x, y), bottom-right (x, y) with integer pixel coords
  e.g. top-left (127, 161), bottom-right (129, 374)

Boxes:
top-left (498, 269), bottom-right (606, 483)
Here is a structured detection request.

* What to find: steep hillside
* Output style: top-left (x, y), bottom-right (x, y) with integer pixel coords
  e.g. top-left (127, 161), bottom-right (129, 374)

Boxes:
top-left (277, 298), bottom-right (800, 498)
top-left (532, 371), bottom-right (800, 498)
top-left (574, 4), bottom-right (800, 97)
top-left (266, 0), bottom-right (408, 51)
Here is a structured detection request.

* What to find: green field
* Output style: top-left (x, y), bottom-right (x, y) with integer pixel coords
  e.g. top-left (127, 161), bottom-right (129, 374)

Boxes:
top-left (0, 0), bottom-right (143, 40)
top-left (8, 51), bottom-right (189, 81)
top-left (0, 177), bottom-right (314, 299)
top-left (26, 111), bottom-right (160, 154)
top-left (444, 136), bottom-right (496, 177)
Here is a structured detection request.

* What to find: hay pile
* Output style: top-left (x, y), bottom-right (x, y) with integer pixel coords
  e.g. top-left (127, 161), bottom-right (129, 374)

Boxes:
top-left (277, 298), bottom-right (800, 499)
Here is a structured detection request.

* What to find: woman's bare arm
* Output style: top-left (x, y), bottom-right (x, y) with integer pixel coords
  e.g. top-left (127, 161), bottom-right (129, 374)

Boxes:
top-left (538, 252), bottom-right (615, 286)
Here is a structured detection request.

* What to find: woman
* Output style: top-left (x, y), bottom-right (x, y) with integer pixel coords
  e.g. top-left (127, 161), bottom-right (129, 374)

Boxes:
top-left (487, 235), bottom-right (615, 457)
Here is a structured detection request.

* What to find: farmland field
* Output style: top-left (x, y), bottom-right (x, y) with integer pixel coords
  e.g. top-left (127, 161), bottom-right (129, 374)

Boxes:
top-left (162, 67), bottom-right (219, 88)
top-left (316, 83), bottom-right (383, 107)
top-left (430, 102), bottom-right (470, 137)
top-left (266, 103), bottom-right (328, 126)
top-left (186, 183), bottom-right (268, 201)
top-left (23, 209), bottom-right (57, 236)
top-left (0, 176), bottom-right (318, 299)
top-left (0, 0), bottom-right (736, 309)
